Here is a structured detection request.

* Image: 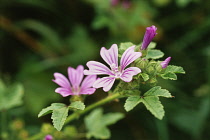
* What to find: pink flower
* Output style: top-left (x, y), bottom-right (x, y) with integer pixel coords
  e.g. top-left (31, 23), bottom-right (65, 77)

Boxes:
top-left (84, 44), bottom-right (142, 92)
top-left (161, 57), bottom-right (171, 68)
top-left (53, 65), bottom-right (97, 97)
top-left (45, 135), bottom-right (53, 140)
top-left (141, 25), bottom-right (157, 50)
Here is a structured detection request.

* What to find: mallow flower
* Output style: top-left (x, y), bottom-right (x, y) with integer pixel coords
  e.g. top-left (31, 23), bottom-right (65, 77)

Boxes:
top-left (141, 25), bottom-right (157, 50)
top-left (53, 65), bottom-right (97, 97)
top-left (161, 57), bottom-right (171, 68)
top-left (84, 44), bottom-right (142, 92)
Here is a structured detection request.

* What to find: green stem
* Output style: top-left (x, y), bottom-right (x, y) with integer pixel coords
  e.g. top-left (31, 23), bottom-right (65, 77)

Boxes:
top-left (65, 92), bottom-right (122, 124)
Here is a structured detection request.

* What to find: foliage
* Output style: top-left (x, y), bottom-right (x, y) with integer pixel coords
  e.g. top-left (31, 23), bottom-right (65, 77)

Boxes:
top-left (1, 0), bottom-right (210, 139)
top-left (85, 108), bottom-right (124, 139)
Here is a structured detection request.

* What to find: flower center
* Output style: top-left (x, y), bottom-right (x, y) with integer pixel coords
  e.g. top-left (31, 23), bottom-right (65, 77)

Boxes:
top-left (72, 85), bottom-right (80, 95)
top-left (110, 63), bottom-right (122, 78)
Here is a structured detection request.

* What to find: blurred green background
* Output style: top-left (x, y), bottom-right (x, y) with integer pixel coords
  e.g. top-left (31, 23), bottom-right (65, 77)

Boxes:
top-left (0, 0), bottom-right (210, 139)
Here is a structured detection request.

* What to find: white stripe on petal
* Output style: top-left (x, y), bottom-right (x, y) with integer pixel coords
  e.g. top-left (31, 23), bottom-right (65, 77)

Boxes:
top-left (85, 61), bottom-right (113, 75)
top-left (100, 44), bottom-right (118, 66)
top-left (93, 77), bottom-right (115, 92)
top-left (120, 46), bottom-right (142, 70)
top-left (120, 67), bottom-right (141, 82)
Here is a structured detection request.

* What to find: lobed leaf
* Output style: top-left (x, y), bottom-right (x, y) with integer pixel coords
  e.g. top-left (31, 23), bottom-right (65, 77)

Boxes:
top-left (124, 87), bottom-right (172, 119)
top-left (38, 106), bottom-right (53, 118)
top-left (165, 65), bottom-right (185, 74)
top-left (85, 108), bottom-right (123, 139)
top-left (51, 104), bottom-right (69, 131)
top-left (124, 96), bottom-right (141, 112)
top-left (69, 101), bottom-right (85, 110)
top-left (160, 72), bottom-right (177, 80)
top-left (144, 86), bottom-right (172, 98)
top-left (141, 96), bottom-right (165, 120)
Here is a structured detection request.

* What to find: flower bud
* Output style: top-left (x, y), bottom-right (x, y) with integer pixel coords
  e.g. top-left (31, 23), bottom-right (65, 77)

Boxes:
top-left (45, 135), bottom-right (53, 140)
top-left (161, 57), bottom-right (171, 69)
top-left (141, 25), bottom-right (157, 50)
top-left (136, 59), bottom-right (149, 69)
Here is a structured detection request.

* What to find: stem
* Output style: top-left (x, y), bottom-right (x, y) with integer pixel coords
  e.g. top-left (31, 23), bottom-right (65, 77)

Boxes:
top-left (65, 92), bottom-right (122, 124)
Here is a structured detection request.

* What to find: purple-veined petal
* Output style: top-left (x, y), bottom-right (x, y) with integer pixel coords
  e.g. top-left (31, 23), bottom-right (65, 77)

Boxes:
top-left (120, 46), bottom-right (142, 70)
top-left (120, 67), bottom-right (141, 82)
top-left (80, 88), bottom-right (96, 95)
top-left (55, 87), bottom-right (73, 97)
top-left (100, 44), bottom-right (118, 66)
top-left (93, 77), bottom-right (115, 92)
top-left (52, 73), bottom-right (71, 88)
top-left (161, 57), bottom-right (171, 68)
top-left (68, 65), bottom-right (84, 87)
top-left (84, 61), bottom-right (113, 75)
top-left (81, 75), bottom-right (97, 90)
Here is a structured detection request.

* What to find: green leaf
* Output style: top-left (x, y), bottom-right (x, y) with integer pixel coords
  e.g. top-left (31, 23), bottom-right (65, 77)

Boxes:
top-left (85, 108), bottom-right (124, 139)
top-left (124, 87), bottom-right (172, 119)
top-left (102, 113), bottom-right (124, 125)
top-left (146, 49), bottom-right (164, 59)
top-left (144, 86), bottom-right (172, 98)
top-left (0, 82), bottom-right (24, 111)
top-left (160, 72), bottom-right (177, 80)
top-left (147, 42), bottom-right (157, 49)
top-left (165, 65), bottom-right (185, 74)
top-left (38, 103), bottom-right (66, 117)
top-left (38, 106), bottom-right (53, 118)
top-left (124, 96), bottom-right (141, 112)
top-left (140, 73), bottom-right (150, 81)
top-left (69, 101), bottom-right (85, 110)
top-left (141, 96), bottom-right (165, 119)
top-left (51, 103), bottom-right (69, 131)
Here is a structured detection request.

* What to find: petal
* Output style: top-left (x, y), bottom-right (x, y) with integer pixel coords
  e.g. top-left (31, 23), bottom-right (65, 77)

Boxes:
top-left (93, 77), bottom-right (115, 92)
top-left (68, 65), bottom-right (84, 87)
top-left (100, 44), bottom-right (118, 66)
top-left (52, 73), bottom-right (70, 88)
top-left (120, 46), bottom-right (142, 70)
top-left (84, 61), bottom-right (113, 75)
top-left (55, 87), bottom-right (73, 97)
top-left (80, 88), bottom-right (96, 95)
top-left (120, 67), bottom-right (141, 82)
top-left (161, 57), bottom-right (171, 68)
top-left (81, 75), bottom-right (97, 90)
